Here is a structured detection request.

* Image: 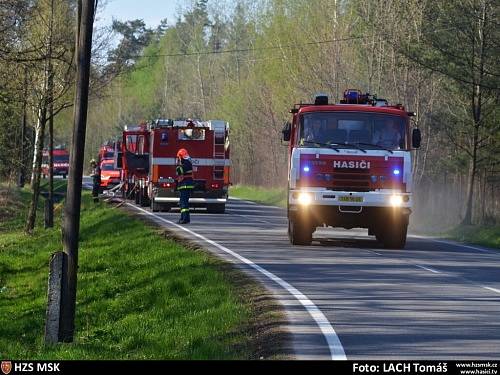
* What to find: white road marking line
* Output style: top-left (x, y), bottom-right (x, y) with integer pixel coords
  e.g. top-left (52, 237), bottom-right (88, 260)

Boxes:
top-left (415, 265), bottom-right (442, 274)
top-left (370, 250), bottom-right (383, 256)
top-left (128, 203), bottom-right (346, 360)
top-left (481, 286), bottom-right (500, 295)
top-left (411, 235), bottom-right (497, 255)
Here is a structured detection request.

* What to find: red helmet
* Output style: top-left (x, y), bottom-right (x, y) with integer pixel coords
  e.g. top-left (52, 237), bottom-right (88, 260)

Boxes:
top-left (177, 148), bottom-right (189, 159)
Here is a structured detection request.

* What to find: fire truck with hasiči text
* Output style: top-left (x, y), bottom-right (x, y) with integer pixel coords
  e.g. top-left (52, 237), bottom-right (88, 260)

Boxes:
top-left (282, 89), bottom-right (422, 248)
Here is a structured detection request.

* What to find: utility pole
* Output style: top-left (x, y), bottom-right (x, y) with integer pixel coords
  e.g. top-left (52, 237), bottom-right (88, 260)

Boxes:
top-left (59, 0), bottom-right (95, 342)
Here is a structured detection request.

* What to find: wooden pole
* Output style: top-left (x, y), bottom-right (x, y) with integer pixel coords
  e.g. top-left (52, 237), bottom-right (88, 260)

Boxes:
top-left (59, 0), bottom-right (95, 342)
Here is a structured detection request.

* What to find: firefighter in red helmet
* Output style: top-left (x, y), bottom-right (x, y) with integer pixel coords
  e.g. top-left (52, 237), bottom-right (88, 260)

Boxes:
top-left (176, 148), bottom-right (194, 224)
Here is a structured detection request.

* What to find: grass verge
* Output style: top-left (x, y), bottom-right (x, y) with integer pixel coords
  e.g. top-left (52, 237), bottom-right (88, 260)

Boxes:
top-left (445, 225), bottom-right (500, 249)
top-left (0, 184), bottom-right (287, 359)
top-left (229, 185), bottom-right (287, 208)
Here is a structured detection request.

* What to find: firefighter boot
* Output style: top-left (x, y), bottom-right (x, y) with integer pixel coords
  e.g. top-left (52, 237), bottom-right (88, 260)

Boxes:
top-left (178, 208), bottom-right (190, 224)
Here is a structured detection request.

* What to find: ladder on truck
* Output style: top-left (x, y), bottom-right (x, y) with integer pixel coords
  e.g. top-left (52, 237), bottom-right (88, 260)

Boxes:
top-left (211, 121), bottom-right (226, 181)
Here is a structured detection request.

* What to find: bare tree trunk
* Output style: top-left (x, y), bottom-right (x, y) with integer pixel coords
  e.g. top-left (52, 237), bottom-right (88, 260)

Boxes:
top-left (18, 67), bottom-right (28, 188)
top-left (26, 105), bottom-right (47, 233)
top-left (196, 54), bottom-right (207, 117)
top-left (47, 0), bottom-right (55, 228)
top-left (462, 123), bottom-right (479, 225)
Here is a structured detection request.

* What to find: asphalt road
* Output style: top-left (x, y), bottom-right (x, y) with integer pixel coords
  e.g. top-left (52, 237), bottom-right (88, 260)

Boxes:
top-left (111, 188), bottom-right (500, 360)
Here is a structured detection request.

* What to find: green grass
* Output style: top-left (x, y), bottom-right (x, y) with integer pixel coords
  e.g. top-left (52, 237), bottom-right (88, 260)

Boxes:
top-left (446, 225), bottom-right (500, 249)
top-left (229, 185), bottom-right (287, 208)
top-left (0, 186), bottom-right (255, 359)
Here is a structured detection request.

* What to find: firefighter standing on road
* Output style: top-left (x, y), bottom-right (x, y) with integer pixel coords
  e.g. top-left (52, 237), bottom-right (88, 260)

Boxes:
top-left (90, 159), bottom-right (101, 203)
top-left (176, 148), bottom-right (194, 224)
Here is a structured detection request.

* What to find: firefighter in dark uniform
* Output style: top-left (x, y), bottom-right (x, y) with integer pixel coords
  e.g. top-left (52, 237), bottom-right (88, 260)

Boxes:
top-left (176, 148), bottom-right (194, 224)
top-left (90, 159), bottom-right (101, 203)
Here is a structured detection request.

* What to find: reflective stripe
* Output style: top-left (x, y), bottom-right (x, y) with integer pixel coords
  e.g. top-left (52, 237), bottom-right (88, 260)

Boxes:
top-left (181, 208), bottom-right (190, 213)
top-left (154, 197), bottom-right (226, 203)
top-left (152, 157), bottom-right (231, 167)
top-left (178, 185), bottom-right (194, 190)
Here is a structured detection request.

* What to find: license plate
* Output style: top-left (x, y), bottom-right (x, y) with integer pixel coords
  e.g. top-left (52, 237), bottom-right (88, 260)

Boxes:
top-left (338, 196), bottom-right (363, 203)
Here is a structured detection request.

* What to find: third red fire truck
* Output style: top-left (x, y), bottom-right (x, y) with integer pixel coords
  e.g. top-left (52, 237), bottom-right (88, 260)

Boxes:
top-left (282, 90), bottom-right (421, 248)
top-left (119, 124), bottom-right (150, 202)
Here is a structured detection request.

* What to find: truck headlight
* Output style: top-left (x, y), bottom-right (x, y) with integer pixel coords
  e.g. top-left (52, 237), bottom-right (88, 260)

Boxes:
top-left (298, 192), bottom-right (312, 205)
top-left (390, 195), bottom-right (403, 206)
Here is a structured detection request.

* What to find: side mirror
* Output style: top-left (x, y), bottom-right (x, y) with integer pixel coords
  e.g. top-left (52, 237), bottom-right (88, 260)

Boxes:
top-left (282, 122), bottom-right (291, 142)
top-left (412, 128), bottom-right (421, 149)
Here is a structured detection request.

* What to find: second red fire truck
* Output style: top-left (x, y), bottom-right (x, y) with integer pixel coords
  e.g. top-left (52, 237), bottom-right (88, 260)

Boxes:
top-left (120, 119), bottom-right (230, 213)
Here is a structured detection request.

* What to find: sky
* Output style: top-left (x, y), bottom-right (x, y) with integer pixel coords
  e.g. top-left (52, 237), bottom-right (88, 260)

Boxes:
top-left (95, 0), bottom-right (183, 30)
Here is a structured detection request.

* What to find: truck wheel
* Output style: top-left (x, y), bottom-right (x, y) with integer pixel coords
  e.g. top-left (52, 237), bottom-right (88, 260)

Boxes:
top-left (135, 189), bottom-right (140, 205)
top-left (288, 219), bottom-right (313, 246)
top-left (140, 188), bottom-right (150, 207)
top-left (151, 199), bottom-right (160, 212)
top-left (207, 204), bottom-right (225, 214)
top-left (381, 221), bottom-right (408, 249)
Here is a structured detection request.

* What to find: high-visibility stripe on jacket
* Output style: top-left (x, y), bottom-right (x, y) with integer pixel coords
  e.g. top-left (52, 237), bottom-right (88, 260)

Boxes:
top-left (176, 158), bottom-right (194, 189)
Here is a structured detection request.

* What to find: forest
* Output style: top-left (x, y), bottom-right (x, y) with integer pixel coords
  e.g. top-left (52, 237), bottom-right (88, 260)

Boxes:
top-left (0, 0), bottom-right (498, 231)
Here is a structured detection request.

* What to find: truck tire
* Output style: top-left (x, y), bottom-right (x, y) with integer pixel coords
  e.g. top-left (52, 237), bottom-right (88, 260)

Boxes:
top-left (139, 187), bottom-right (149, 207)
top-left (135, 189), bottom-right (140, 205)
top-left (288, 219), bottom-right (313, 246)
top-left (207, 204), bottom-right (225, 214)
top-left (380, 221), bottom-right (408, 249)
top-left (151, 198), bottom-right (160, 212)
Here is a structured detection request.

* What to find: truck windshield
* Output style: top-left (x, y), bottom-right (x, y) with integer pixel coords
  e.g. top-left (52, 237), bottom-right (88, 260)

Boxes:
top-left (178, 128), bottom-right (205, 141)
top-left (101, 163), bottom-right (116, 171)
top-left (299, 112), bottom-right (406, 150)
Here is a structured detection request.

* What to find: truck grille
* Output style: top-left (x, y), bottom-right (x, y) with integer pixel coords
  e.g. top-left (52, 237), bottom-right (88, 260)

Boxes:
top-left (331, 168), bottom-right (371, 191)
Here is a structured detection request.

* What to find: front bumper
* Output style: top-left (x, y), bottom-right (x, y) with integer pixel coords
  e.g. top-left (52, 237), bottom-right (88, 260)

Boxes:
top-left (152, 188), bottom-right (227, 206)
top-left (100, 178), bottom-right (120, 188)
top-left (288, 188), bottom-right (412, 208)
top-left (288, 189), bottom-right (412, 229)
top-left (53, 169), bottom-right (68, 176)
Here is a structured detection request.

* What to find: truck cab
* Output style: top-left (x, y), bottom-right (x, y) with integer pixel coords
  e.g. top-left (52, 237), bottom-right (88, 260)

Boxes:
top-left (100, 159), bottom-right (121, 190)
top-left (42, 148), bottom-right (69, 179)
top-left (283, 90), bottom-right (421, 248)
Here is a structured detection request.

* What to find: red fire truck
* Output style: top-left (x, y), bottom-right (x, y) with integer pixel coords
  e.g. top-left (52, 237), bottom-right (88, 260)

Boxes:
top-left (119, 124), bottom-right (150, 203)
top-left (282, 90), bottom-right (421, 248)
top-left (100, 159), bottom-right (121, 190)
top-left (147, 119), bottom-right (230, 213)
top-left (98, 142), bottom-right (116, 163)
top-left (42, 147), bottom-right (69, 179)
